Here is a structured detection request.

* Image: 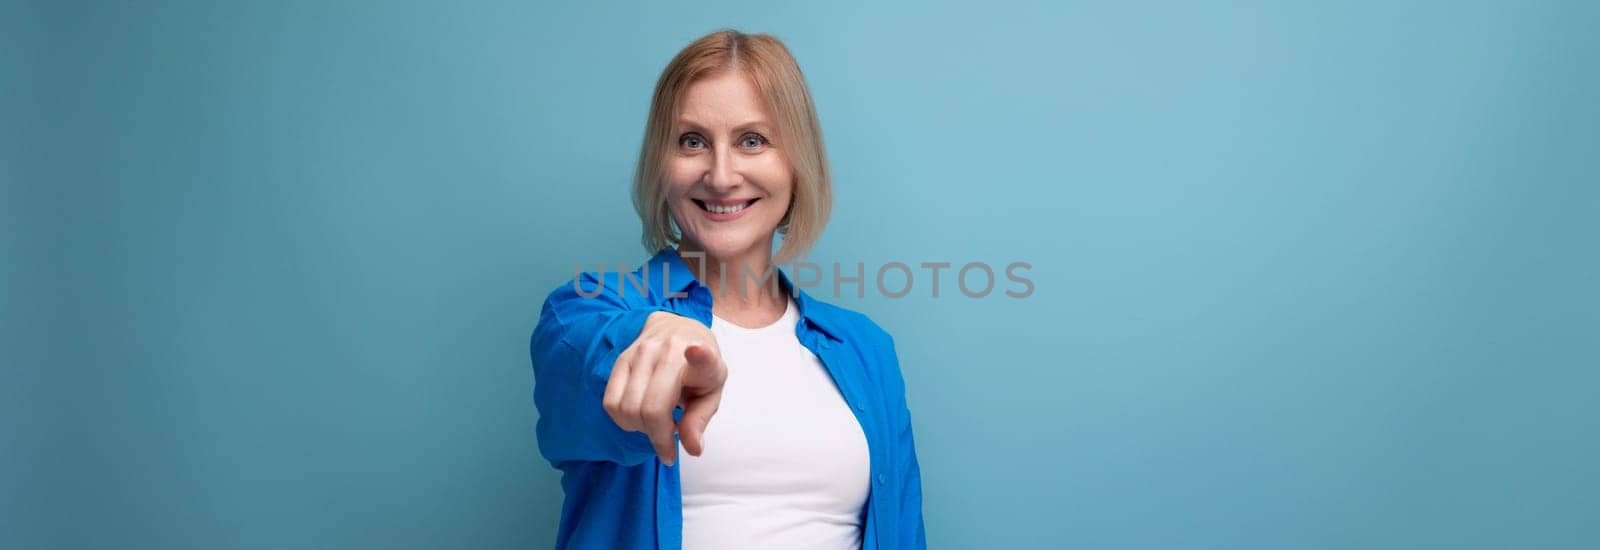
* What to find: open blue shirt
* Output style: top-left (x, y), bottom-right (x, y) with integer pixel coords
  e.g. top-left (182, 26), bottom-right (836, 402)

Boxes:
top-left (529, 247), bottom-right (927, 549)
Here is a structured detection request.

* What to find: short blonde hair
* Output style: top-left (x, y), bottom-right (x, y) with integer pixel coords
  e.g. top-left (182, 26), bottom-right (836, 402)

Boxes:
top-left (632, 29), bottom-right (832, 266)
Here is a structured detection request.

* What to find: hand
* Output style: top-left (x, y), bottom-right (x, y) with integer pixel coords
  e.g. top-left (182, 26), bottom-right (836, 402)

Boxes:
top-left (603, 311), bottom-right (728, 465)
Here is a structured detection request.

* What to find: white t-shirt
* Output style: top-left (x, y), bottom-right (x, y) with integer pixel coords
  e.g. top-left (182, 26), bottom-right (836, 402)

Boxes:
top-left (678, 296), bottom-right (872, 550)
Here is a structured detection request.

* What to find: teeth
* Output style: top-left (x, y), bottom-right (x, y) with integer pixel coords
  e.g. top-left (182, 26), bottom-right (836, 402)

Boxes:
top-left (703, 200), bottom-right (751, 214)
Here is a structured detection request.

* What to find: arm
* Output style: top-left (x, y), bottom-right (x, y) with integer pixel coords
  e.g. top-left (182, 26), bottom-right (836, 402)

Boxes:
top-left (529, 274), bottom-right (662, 467)
top-left (882, 331), bottom-right (928, 548)
top-left (530, 271), bottom-right (728, 468)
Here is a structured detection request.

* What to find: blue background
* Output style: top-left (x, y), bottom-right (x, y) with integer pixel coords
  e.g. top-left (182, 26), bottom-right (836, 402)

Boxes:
top-left (5, 1), bottom-right (1597, 548)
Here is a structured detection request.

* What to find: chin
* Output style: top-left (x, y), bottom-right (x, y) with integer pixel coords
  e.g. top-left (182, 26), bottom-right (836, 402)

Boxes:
top-left (697, 234), bottom-right (758, 256)
top-left (686, 228), bottom-right (774, 258)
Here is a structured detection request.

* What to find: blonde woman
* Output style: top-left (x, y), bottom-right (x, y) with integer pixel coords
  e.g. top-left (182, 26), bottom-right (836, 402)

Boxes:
top-left (530, 29), bottom-right (926, 550)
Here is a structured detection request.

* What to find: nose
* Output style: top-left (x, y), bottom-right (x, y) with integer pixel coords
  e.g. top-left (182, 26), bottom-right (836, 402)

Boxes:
top-left (702, 142), bottom-right (740, 192)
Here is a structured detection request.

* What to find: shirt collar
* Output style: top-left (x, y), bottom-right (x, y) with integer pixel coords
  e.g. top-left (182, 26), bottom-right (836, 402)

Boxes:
top-left (646, 246), bottom-right (844, 342)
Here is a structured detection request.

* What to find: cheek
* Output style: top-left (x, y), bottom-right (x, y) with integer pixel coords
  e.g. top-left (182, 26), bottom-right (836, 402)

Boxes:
top-left (663, 158), bottom-right (701, 195)
top-left (752, 156), bottom-right (795, 195)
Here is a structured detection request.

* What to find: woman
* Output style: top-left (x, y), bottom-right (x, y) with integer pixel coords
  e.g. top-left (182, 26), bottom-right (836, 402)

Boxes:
top-left (530, 29), bottom-right (926, 550)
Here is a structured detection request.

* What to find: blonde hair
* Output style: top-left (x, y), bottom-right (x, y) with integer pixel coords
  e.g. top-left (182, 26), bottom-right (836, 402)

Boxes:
top-left (632, 29), bottom-right (832, 266)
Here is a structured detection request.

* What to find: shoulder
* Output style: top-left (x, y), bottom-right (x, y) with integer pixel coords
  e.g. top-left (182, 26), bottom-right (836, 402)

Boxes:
top-left (531, 262), bottom-right (663, 349)
top-left (542, 263), bottom-right (656, 311)
top-left (802, 298), bottom-right (911, 403)
top-left (532, 263), bottom-right (663, 346)
top-left (802, 297), bottom-right (897, 357)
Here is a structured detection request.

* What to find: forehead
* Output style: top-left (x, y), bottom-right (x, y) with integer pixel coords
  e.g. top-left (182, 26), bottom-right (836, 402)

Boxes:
top-left (676, 71), bottom-right (770, 126)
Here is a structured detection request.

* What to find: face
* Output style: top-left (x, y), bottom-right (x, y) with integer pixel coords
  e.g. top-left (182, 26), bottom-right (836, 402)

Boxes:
top-left (664, 71), bottom-right (793, 264)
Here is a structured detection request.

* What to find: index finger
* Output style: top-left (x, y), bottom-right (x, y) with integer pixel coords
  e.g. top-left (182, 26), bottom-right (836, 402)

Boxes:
top-left (643, 358), bottom-right (687, 465)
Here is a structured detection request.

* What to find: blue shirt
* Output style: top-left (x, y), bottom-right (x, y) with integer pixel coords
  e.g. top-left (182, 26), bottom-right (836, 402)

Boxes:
top-left (529, 247), bottom-right (927, 549)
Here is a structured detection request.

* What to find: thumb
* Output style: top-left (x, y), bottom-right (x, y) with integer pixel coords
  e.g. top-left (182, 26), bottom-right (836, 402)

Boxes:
top-left (683, 342), bottom-right (719, 371)
top-left (682, 343), bottom-right (726, 389)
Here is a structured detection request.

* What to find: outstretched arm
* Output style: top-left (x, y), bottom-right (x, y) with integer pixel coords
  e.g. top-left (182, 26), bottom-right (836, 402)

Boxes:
top-left (530, 275), bottom-right (727, 467)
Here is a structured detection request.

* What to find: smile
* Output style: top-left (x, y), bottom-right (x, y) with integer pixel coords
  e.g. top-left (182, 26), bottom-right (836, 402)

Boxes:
top-left (693, 198), bottom-right (759, 215)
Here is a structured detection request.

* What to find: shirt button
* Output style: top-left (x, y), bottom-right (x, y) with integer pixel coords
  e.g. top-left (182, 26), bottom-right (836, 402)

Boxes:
top-left (854, 403), bottom-right (865, 412)
top-left (821, 340), bottom-right (832, 349)
top-left (876, 474), bottom-right (886, 486)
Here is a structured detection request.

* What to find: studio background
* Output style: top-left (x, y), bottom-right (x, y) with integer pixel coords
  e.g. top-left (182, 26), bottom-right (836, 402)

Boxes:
top-left (4, 1), bottom-right (1596, 548)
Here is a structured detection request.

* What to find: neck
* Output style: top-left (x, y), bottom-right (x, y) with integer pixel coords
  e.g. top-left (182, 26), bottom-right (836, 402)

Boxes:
top-left (676, 241), bottom-right (785, 317)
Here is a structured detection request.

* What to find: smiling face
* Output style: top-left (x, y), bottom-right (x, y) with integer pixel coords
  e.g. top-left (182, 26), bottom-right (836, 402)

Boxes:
top-left (664, 70), bottom-right (793, 265)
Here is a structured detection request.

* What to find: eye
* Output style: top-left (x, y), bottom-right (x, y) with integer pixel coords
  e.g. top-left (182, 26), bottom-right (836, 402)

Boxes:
top-left (739, 132), bottom-right (769, 150)
top-left (679, 133), bottom-right (706, 150)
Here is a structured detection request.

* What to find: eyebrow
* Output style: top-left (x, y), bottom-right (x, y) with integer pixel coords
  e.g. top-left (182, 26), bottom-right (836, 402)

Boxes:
top-left (676, 117), bottom-right (772, 134)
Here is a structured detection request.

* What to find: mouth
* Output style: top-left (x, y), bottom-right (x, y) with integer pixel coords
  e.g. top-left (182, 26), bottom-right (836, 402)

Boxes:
top-left (692, 198), bottom-right (759, 216)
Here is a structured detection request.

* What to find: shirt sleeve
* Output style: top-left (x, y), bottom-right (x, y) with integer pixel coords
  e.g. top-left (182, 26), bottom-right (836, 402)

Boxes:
top-left (529, 273), bottom-right (666, 467)
top-left (881, 330), bottom-right (929, 548)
